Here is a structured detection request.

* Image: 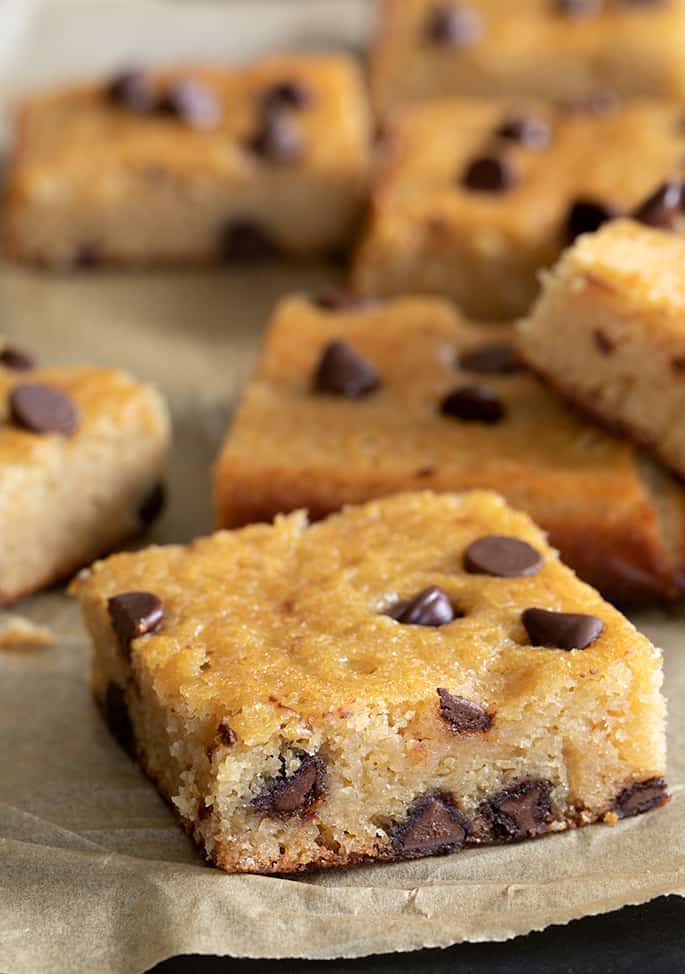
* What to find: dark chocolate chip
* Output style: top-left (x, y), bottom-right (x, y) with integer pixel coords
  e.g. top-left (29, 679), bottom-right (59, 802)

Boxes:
top-left (0, 346), bottom-right (36, 371)
top-left (441, 385), bottom-right (506, 424)
top-left (632, 180), bottom-right (684, 231)
top-left (554, 0), bottom-right (602, 15)
top-left (104, 682), bottom-right (135, 758)
top-left (437, 688), bottom-right (492, 733)
top-left (313, 340), bottom-right (381, 399)
top-left (564, 198), bottom-right (618, 244)
top-left (262, 80), bottom-right (312, 112)
top-left (159, 79), bottom-right (222, 129)
top-left (251, 751), bottom-right (326, 818)
top-left (613, 777), bottom-right (669, 819)
top-left (495, 114), bottom-right (551, 150)
top-left (522, 607), bottom-right (604, 650)
top-left (107, 592), bottom-right (164, 659)
top-left (481, 779), bottom-right (553, 840)
top-left (220, 220), bottom-right (281, 262)
top-left (217, 721), bottom-right (237, 747)
top-left (594, 330), bottom-right (615, 355)
top-left (462, 156), bottom-right (514, 193)
top-left (9, 383), bottom-right (79, 436)
top-left (416, 465), bottom-right (437, 478)
top-left (389, 586), bottom-right (456, 627)
top-left (392, 792), bottom-right (469, 858)
top-left (426, 4), bottom-right (483, 45)
top-left (108, 68), bottom-right (157, 113)
top-left (314, 289), bottom-right (378, 312)
top-left (138, 482), bottom-right (166, 528)
top-left (465, 536), bottom-right (543, 578)
top-left (459, 342), bottom-right (523, 375)
top-left (249, 110), bottom-right (305, 163)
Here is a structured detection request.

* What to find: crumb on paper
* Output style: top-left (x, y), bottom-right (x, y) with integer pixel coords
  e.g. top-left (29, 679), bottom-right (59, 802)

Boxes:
top-left (0, 613), bottom-right (56, 650)
top-left (603, 810), bottom-right (619, 826)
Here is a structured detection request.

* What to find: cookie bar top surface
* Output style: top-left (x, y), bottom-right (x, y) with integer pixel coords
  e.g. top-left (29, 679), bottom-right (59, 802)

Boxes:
top-left (11, 53), bottom-right (370, 180)
top-left (73, 490), bottom-right (660, 745)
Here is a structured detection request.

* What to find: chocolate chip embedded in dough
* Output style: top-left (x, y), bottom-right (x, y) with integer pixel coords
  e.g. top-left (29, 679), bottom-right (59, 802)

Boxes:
top-left (251, 752), bottom-right (327, 818)
top-left (437, 688), bottom-right (493, 733)
top-left (613, 777), bottom-right (669, 819)
top-left (9, 383), bottom-right (79, 436)
top-left (104, 682), bottom-right (136, 758)
top-left (107, 592), bottom-right (164, 659)
top-left (249, 111), bottom-right (305, 163)
top-left (0, 346), bottom-right (36, 372)
top-left (313, 340), bottom-right (381, 399)
top-left (426, 4), bottom-right (483, 45)
top-left (392, 792), bottom-right (470, 858)
top-left (220, 220), bottom-right (281, 262)
top-left (481, 779), bottom-right (553, 840)
top-left (108, 68), bottom-right (157, 113)
top-left (440, 385), bottom-right (506, 424)
top-left (632, 181), bottom-right (684, 231)
top-left (159, 78), bottom-right (222, 129)
top-left (495, 114), bottom-right (551, 149)
top-left (262, 80), bottom-right (312, 112)
top-left (462, 156), bottom-right (515, 193)
top-left (564, 198), bottom-right (618, 243)
top-left (522, 607), bottom-right (604, 650)
top-left (389, 586), bottom-right (455, 627)
top-left (465, 536), bottom-right (543, 578)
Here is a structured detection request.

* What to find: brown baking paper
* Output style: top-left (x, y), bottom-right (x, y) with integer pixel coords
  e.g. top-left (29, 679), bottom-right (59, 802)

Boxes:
top-left (0, 2), bottom-right (684, 972)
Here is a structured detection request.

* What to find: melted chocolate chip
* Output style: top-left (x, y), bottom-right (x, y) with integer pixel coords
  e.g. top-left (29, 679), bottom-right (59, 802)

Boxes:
top-left (522, 607), bottom-right (604, 650)
top-left (220, 220), bottom-right (281, 262)
top-left (160, 79), bottom-right (221, 129)
top-left (462, 156), bottom-right (514, 193)
top-left (594, 330), bottom-right (615, 355)
top-left (104, 682), bottom-right (135, 758)
top-left (314, 289), bottom-right (378, 312)
top-left (251, 751), bottom-right (326, 818)
top-left (108, 68), bottom-right (157, 113)
top-left (481, 779), bottom-right (553, 840)
top-left (107, 592), bottom-right (164, 659)
top-left (437, 688), bottom-right (492, 733)
top-left (465, 536), bottom-right (543, 578)
top-left (632, 181), bottom-right (684, 231)
top-left (495, 114), bottom-right (550, 149)
top-left (554, 0), bottom-right (602, 15)
top-left (460, 342), bottom-right (523, 375)
top-left (9, 383), bottom-right (79, 436)
top-left (249, 111), bottom-right (305, 163)
top-left (565, 199), bottom-right (618, 244)
top-left (392, 792), bottom-right (469, 858)
top-left (613, 777), bottom-right (669, 819)
top-left (262, 80), bottom-right (312, 112)
top-left (313, 340), bottom-right (381, 399)
top-left (426, 4), bottom-right (483, 45)
top-left (138, 482), bottom-right (166, 528)
top-left (441, 386), bottom-right (506, 424)
top-left (0, 346), bottom-right (36, 371)
top-left (389, 586), bottom-right (456, 627)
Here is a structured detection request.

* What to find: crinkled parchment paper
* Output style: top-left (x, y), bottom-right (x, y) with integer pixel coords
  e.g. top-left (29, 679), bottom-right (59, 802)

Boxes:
top-left (0, 3), bottom-right (683, 973)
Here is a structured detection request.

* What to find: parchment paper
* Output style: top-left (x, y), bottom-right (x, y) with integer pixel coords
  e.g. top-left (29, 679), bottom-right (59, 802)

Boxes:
top-left (1, 3), bottom-right (684, 973)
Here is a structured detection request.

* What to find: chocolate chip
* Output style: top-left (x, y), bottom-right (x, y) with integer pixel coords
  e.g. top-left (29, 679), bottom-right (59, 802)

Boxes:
top-left (251, 751), bottom-right (326, 818)
top-left (9, 383), bottom-right (79, 436)
top-left (564, 199), bottom-right (618, 244)
top-left (217, 722), bottom-right (237, 747)
top-left (138, 482), bottom-right (166, 528)
top-left (672, 356), bottom-right (685, 373)
top-left (262, 80), bottom-right (311, 112)
top-left (426, 4), bottom-right (483, 45)
top-left (460, 342), bottom-right (523, 375)
top-left (73, 244), bottom-right (102, 269)
top-left (249, 111), bottom-right (305, 163)
top-left (613, 777), bottom-right (668, 819)
top-left (104, 682), bottom-right (135, 758)
top-left (159, 79), bottom-right (221, 129)
top-left (522, 607), bottom-right (604, 650)
top-left (495, 114), bottom-right (551, 150)
top-left (441, 386), bottom-right (505, 424)
top-left (314, 289), bottom-right (378, 312)
top-left (389, 586), bottom-right (456, 627)
top-left (0, 346), bottom-right (36, 371)
top-left (481, 779), bottom-right (553, 840)
top-left (108, 68), bottom-right (157, 113)
top-left (313, 340), bottom-right (381, 399)
top-left (632, 180), bottom-right (684, 231)
top-left (220, 220), bottom-right (281, 262)
top-left (594, 330), bottom-right (615, 355)
top-left (437, 688), bottom-right (492, 733)
top-left (465, 536), bottom-right (543, 578)
top-left (462, 156), bottom-right (514, 193)
top-left (392, 792), bottom-right (469, 858)
top-left (554, 0), bottom-right (602, 15)
top-left (107, 592), bottom-right (164, 659)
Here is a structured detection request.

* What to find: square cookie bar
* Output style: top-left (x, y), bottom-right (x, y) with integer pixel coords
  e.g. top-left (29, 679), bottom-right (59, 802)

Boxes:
top-left (371, 0), bottom-right (685, 114)
top-left (4, 54), bottom-right (371, 266)
top-left (214, 295), bottom-right (685, 604)
top-left (0, 341), bottom-right (169, 602)
top-left (352, 99), bottom-right (685, 318)
top-left (519, 218), bottom-right (685, 480)
top-left (73, 490), bottom-right (668, 874)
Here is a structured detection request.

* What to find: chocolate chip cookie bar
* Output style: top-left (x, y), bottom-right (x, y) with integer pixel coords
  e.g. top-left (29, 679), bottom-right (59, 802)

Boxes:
top-left (519, 218), bottom-right (685, 480)
top-left (72, 490), bottom-right (668, 874)
top-left (352, 98), bottom-right (685, 318)
top-left (371, 0), bottom-right (685, 115)
top-left (0, 342), bottom-right (169, 602)
top-left (214, 294), bottom-right (685, 603)
top-left (4, 54), bottom-right (371, 266)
